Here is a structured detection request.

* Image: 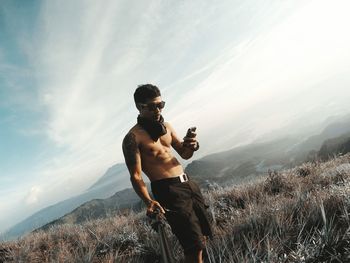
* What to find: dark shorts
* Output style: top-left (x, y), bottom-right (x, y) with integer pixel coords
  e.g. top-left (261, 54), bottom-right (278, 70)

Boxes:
top-left (151, 176), bottom-right (213, 255)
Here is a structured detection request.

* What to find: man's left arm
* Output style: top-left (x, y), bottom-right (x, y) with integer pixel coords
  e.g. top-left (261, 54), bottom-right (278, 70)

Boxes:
top-left (166, 123), bottom-right (199, 160)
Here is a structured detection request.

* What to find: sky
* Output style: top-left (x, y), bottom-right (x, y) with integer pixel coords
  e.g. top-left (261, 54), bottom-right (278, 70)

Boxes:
top-left (1, 0), bottom-right (350, 233)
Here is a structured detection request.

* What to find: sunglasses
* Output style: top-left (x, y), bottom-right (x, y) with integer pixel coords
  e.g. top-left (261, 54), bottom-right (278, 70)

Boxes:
top-left (140, 101), bottom-right (166, 111)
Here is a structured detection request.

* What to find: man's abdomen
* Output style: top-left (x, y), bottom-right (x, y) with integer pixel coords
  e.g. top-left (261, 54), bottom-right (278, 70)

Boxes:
top-left (142, 155), bottom-right (183, 181)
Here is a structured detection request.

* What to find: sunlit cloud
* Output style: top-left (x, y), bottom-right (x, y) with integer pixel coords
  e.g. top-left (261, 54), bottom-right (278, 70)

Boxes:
top-left (166, 0), bottom-right (350, 153)
top-left (25, 186), bottom-right (42, 205)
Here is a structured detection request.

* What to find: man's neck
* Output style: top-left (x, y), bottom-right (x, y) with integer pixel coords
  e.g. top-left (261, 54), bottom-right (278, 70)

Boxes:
top-left (137, 115), bottom-right (166, 141)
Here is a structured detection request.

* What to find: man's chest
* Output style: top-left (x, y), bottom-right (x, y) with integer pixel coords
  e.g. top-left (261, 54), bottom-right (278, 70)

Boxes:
top-left (139, 131), bottom-right (172, 156)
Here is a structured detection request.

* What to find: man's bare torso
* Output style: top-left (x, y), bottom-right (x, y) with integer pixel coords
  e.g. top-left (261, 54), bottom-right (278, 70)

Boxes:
top-left (130, 122), bottom-right (184, 181)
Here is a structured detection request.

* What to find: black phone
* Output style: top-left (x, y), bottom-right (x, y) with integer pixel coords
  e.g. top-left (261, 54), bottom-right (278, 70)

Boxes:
top-left (186, 127), bottom-right (197, 138)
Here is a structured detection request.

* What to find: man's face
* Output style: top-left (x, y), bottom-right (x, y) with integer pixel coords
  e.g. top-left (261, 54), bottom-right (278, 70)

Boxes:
top-left (138, 96), bottom-right (165, 121)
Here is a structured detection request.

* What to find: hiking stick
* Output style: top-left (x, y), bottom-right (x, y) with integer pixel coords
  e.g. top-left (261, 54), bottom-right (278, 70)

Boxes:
top-left (150, 210), bottom-right (175, 263)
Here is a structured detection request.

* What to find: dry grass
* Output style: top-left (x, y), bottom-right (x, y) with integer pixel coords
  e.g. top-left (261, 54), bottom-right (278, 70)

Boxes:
top-left (1, 154), bottom-right (350, 262)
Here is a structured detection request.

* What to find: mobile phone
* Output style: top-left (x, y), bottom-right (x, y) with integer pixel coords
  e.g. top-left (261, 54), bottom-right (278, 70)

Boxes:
top-left (186, 127), bottom-right (197, 138)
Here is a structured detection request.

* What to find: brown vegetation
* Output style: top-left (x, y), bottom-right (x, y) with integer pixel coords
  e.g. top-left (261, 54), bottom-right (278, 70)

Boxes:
top-left (1, 154), bottom-right (350, 262)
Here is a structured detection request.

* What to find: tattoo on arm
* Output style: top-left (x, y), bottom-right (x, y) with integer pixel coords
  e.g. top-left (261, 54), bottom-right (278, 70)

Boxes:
top-left (122, 132), bottom-right (138, 167)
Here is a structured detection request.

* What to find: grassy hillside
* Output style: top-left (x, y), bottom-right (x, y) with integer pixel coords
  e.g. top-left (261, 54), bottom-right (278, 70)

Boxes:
top-left (1, 154), bottom-right (350, 262)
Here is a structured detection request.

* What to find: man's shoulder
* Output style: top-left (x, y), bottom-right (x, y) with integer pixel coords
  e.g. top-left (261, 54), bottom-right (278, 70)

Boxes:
top-left (128, 124), bottom-right (139, 132)
top-left (123, 124), bottom-right (145, 142)
top-left (164, 121), bottom-right (172, 128)
top-left (164, 122), bottom-right (174, 132)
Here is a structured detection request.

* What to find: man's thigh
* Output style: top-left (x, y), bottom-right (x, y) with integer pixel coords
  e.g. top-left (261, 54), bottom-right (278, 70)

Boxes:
top-left (152, 182), bottom-right (206, 252)
top-left (165, 202), bottom-right (206, 254)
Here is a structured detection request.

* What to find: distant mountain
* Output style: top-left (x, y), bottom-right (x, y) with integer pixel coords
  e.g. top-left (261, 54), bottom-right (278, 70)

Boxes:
top-left (317, 132), bottom-right (350, 160)
top-left (186, 115), bottom-right (350, 187)
top-left (87, 163), bottom-right (130, 192)
top-left (2, 163), bottom-right (130, 241)
top-left (286, 115), bottom-right (350, 163)
top-left (38, 187), bottom-right (141, 231)
top-left (185, 137), bottom-right (298, 187)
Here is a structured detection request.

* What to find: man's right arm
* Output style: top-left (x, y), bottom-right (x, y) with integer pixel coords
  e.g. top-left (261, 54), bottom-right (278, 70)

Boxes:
top-left (122, 132), bottom-right (165, 214)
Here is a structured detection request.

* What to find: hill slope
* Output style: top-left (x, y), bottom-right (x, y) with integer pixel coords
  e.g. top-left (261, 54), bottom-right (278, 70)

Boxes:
top-left (318, 132), bottom-right (350, 160)
top-left (1, 154), bottom-right (349, 262)
top-left (38, 187), bottom-right (141, 231)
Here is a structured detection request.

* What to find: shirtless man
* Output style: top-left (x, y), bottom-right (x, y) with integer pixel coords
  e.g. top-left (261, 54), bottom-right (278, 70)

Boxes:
top-left (122, 84), bottom-right (212, 263)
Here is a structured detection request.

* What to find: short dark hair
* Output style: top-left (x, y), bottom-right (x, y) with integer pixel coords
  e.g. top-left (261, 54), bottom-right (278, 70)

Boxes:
top-left (134, 84), bottom-right (161, 104)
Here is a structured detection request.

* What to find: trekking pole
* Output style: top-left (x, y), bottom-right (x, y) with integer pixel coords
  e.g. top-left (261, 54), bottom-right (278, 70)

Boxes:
top-left (205, 241), bottom-right (213, 263)
top-left (149, 209), bottom-right (175, 263)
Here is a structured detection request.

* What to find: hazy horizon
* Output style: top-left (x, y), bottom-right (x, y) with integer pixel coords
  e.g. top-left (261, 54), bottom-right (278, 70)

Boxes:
top-left (1, 0), bottom-right (350, 233)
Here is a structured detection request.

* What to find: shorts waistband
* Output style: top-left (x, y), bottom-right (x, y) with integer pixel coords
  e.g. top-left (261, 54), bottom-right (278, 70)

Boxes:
top-left (151, 173), bottom-right (189, 185)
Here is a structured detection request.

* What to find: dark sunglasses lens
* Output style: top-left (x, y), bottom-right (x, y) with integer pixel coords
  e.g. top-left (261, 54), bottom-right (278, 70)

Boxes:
top-left (147, 101), bottom-right (165, 110)
top-left (148, 104), bottom-right (157, 111)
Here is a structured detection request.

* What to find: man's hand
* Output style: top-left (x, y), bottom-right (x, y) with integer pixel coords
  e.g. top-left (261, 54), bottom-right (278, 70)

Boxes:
top-left (183, 127), bottom-right (199, 151)
top-left (146, 200), bottom-right (165, 217)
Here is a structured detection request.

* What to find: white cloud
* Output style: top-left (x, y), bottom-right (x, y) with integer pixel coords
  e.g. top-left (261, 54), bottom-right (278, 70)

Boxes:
top-left (15, 0), bottom-right (350, 189)
top-left (0, 185), bottom-right (36, 233)
top-left (165, 0), bottom-right (350, 153)
top-left (25, 186), bottom-right (42, 205)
